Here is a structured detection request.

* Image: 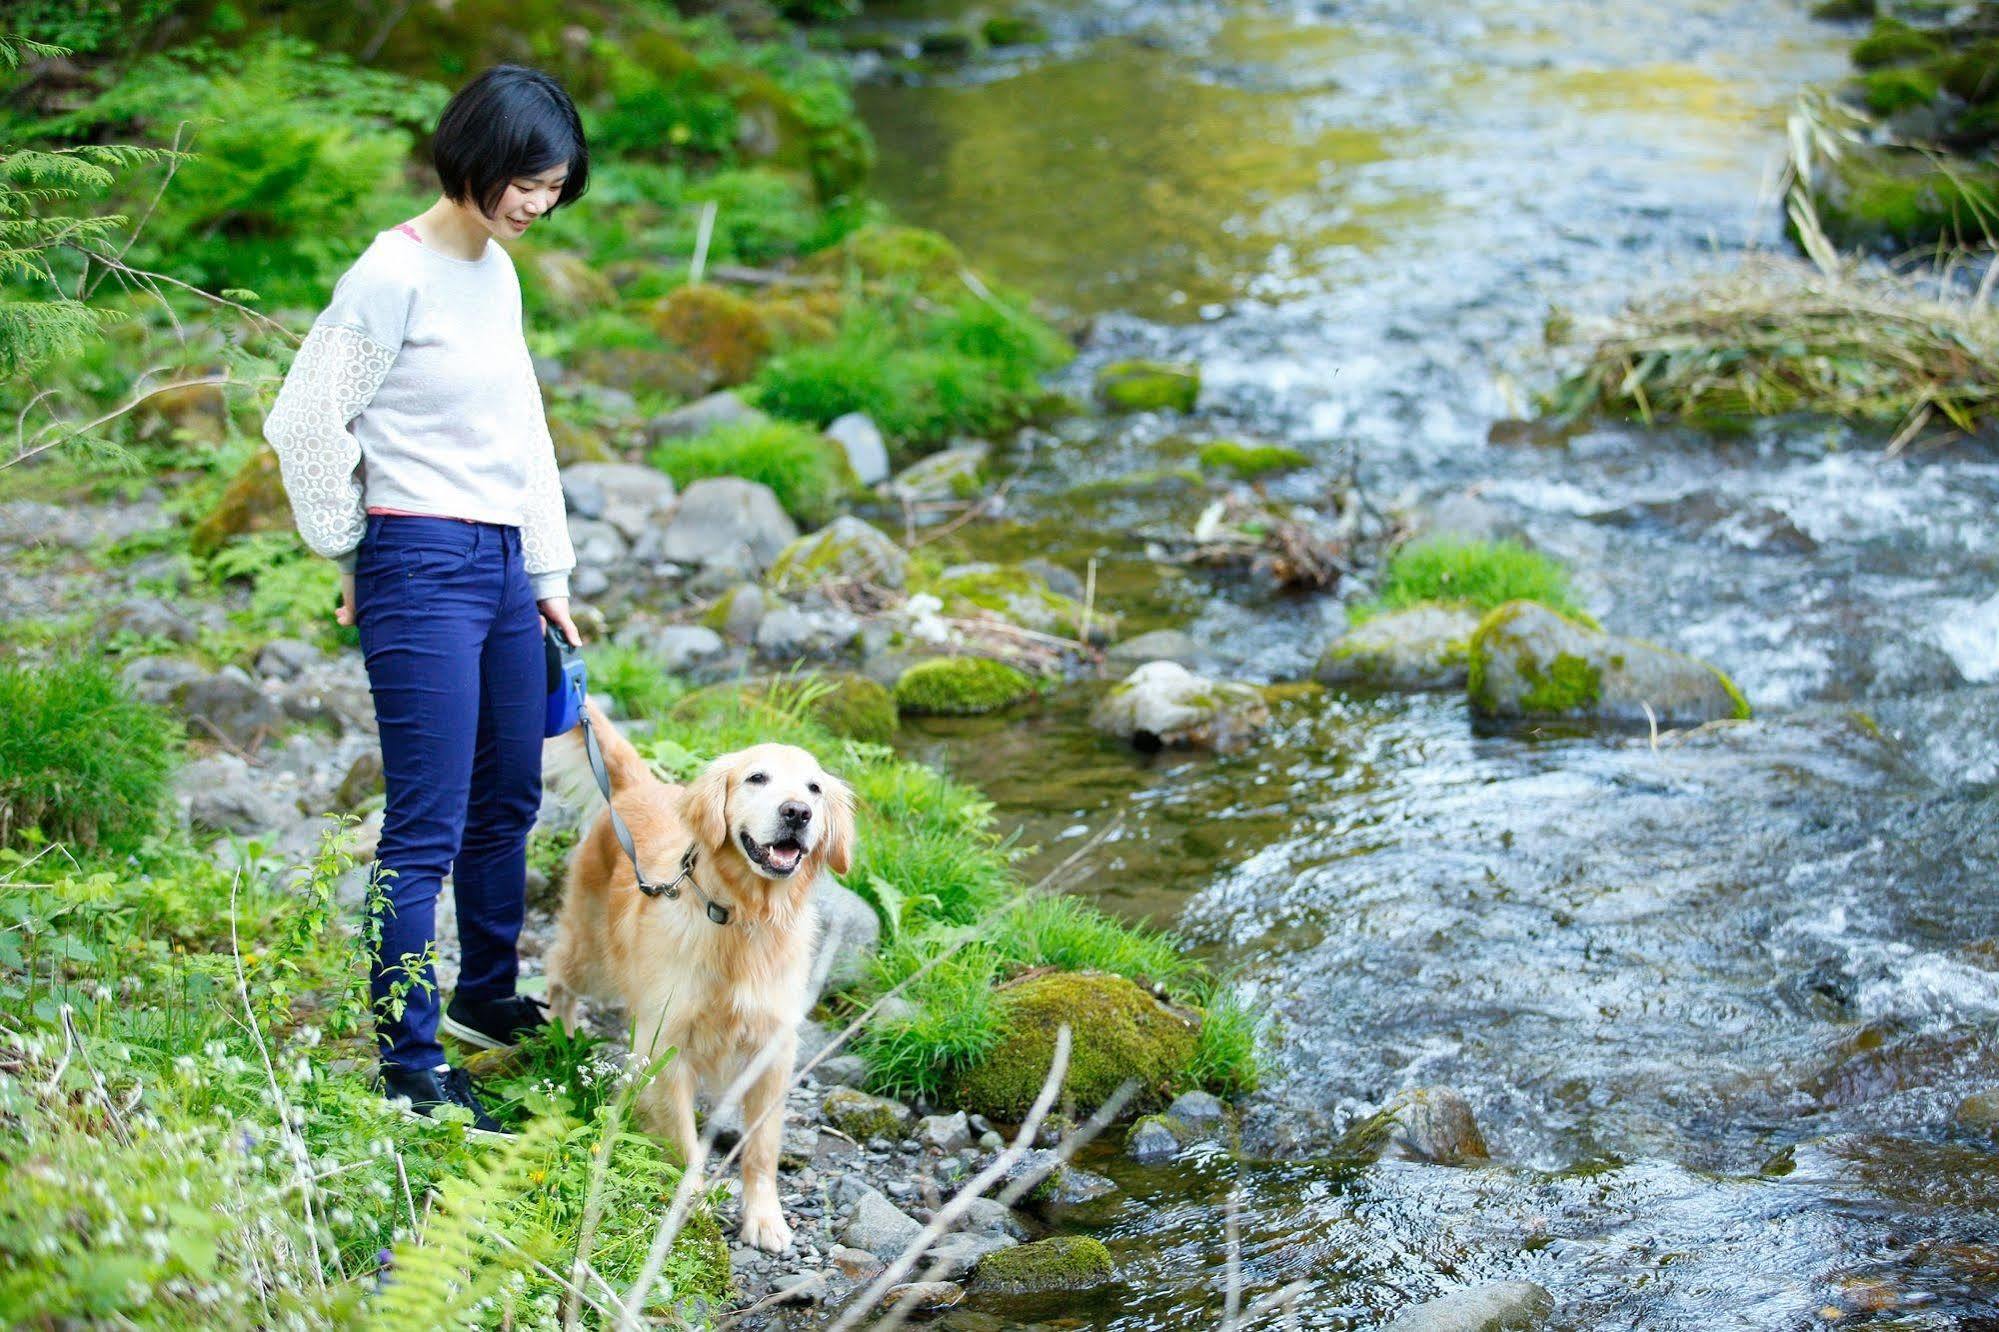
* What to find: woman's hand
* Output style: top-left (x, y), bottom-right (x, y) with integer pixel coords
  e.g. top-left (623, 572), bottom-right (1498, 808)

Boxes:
top-left (336, 572), bottom-right (358, 627)
top-left (540, 596), bottom-right (582, 647)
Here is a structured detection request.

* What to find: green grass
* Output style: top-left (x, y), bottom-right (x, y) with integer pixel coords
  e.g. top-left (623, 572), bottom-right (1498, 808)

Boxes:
top-left (1352, 537), bottom-right (1586, 623)
top-left (0, 658), bottom-right (180, 855)
top-left (648, 417), bottom-right (855, 528)
top-left (1197, 441), bottom-right (1311, 479)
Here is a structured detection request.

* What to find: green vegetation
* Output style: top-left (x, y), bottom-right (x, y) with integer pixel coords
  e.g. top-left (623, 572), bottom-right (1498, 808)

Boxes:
top-left (0, 659), bottom-right (180, 855)
top-left (649, 417), bottom-right (855, 527)
top-left (955, 972), bottom-right (1199, 1121)
top-left (1197, 440), bottom-right (1311, 479)
top-left (670, 671), bottom-right (898, 743)
top-left (893, 656), bottom-right (1038, 716)
top-left (1094, 359), bottom-right (1201, 413)
top-left (1354, 536), bottom-right (1586, 623)
top-left (971, 1235), bottom-right (1116, 1294)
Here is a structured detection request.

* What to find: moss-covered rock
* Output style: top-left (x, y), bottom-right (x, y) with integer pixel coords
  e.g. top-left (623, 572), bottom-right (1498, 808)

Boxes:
top-left (956, 972), bottom-right (1199, 1122)
top-left (1094, 360), bottom-right (1200, 414)
top-left (1466, 601), bottom-right (1751, 727)
top-left (1811, 0), bottom-right (1875, 19)
top-left (189, 448), bottom-right (290, 558)
top-left (804, 223), bottom-right (967, 294)
top-left (970, 1235), bottom-right (1115, 1295)
top-left (547, 416), bottom-right (617, 466)
top-left (1315, 604), bottom-right (1482, 692)
top-left (1090, 661), bottom-right (1271, 752)
top-left (982, 13), bottom-right (1051, 46)
top-left (894, 657), bottom-right (1038, 716)
top-left (650, 283), bottom-right (775, 390)
top-left (1860, 64), bottom-right (1941, 114)
top-left (1336, 1086), bottom-right (1490, 1165)
top-left (1197, 440), bottom-right (1311, 479)
top-left (1851, 18), bottom-right (1943, 68)
top-left (519, 246), bottom-right (617, 321)
top-left (928, 563), bottom-right (1113, 642)
top-left (1811, 144), bottom-right (1999, 252)
top-left (767, 515), bottom-right (909, 593)
top-left (885, 443), bottom-right (989, 503)
top-left (822, 1086), bottom-right (912, 1141)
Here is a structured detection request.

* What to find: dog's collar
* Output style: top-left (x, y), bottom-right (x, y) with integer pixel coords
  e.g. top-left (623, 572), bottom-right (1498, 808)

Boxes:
top-left (637, 844), bottom-right (732, 925)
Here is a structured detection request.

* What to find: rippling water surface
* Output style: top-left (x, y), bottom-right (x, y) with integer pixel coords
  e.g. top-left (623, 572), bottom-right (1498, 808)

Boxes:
top-left (856, 1), bottom-right (1999, 1326)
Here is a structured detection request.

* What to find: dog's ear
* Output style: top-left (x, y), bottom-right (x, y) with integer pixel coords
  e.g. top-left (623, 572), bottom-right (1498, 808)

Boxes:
top-left (682, 758), bottom-right (732, 849)
top-left (820, 773), bottom-right (855, 876)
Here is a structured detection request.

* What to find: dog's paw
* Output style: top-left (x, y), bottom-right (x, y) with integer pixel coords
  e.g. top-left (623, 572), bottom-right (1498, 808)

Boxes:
top-left (739, 1206), bottom-right (793, 1254)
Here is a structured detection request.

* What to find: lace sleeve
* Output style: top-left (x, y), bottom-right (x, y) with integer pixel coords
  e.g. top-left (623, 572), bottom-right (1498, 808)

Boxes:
top-left (263, 323), bottom-right (397, 564)
top-left (519, 375), bottom-right (575, 601)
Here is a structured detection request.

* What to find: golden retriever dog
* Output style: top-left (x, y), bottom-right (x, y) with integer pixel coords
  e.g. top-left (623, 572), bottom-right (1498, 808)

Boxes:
top-left (544, 702), bottom-right (853, 1252)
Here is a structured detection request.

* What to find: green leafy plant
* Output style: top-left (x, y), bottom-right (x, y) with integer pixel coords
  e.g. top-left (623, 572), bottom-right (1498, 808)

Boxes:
top-left (649, 417), bottom-right (855, 527)
top-left (0, 657), bottom-right (179, 855)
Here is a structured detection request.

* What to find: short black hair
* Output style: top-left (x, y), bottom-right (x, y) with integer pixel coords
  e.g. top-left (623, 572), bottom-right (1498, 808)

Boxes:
top-left (432, 64), bottom-right (589, 217)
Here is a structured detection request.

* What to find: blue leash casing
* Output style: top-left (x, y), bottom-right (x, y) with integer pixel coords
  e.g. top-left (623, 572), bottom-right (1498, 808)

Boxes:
top-left (544, 622), bottom-right (587, 738)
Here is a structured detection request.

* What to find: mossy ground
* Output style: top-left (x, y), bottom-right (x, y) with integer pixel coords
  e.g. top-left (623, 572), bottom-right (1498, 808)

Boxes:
top-left (893, 656), bottom-right (1038, 716)
top-left (955, 972), bottom-right (1200, 1122)
top-left (1196, 440), bottom-right (1311, 479)
top-left (972, 1235), bottom-right (1115, 1294)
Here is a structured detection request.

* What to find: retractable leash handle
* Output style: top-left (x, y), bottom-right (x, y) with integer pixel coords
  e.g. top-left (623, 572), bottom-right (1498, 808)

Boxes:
top-left (544, 621), bottom-right (588, 738)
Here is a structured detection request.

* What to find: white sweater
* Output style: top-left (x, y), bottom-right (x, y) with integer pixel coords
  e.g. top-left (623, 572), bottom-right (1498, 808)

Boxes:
top-left (263, 230), bottom-right (575, 600)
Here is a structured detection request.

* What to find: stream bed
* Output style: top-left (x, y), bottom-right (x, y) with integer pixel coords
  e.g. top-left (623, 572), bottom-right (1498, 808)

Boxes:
top-left (855, 1), bottom-right (1999, 1327)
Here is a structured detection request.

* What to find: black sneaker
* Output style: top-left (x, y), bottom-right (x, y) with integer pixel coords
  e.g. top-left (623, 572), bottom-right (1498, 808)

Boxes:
top-left (440, 992), bottom-right (548, 1051)
top-left (379, 1064), bottom-right (508, 1135)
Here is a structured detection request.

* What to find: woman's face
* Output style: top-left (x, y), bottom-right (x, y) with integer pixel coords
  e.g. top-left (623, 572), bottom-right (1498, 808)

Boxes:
top-left (477, 162), bottom-right (570, 240)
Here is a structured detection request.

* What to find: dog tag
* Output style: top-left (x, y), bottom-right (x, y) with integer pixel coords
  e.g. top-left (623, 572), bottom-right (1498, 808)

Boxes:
top-left (706, 902), bottom-right (731, 925)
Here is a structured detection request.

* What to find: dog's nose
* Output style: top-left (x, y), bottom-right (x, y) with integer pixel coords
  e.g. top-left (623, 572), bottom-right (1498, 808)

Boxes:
top-left (779, 800), bottom-right (812, 827)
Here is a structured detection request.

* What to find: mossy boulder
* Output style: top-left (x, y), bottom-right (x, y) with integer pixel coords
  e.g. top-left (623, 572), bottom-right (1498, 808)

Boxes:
top-left (1090, 661), bottom-right (1271, 752)
top-left (1197, 440), bottom-right (1310, 479)
top-left (804, 223), bottom-right (967, 294)
top-left (189, 448), bottom-right (290, 558)
top-left (519, 246), bottom-right (617, 320)
top-left (1860, 65), bottom-right (1941, 114)
top-left (1810, 144), bottom-right (1999, 252)
top-left (1467, 601), bottom-right (1750, 727)
top-left (768, 515), bottom-right (909, 593)
top-left (1315, 604), bottom-right (1482, 692)
top-left (982, 13), bottom-right (1051, 46)
top-left (1094, 360), bottom-right (1200, 414)
top-left (1851, 18), bottom-right (1943, 68)
top-left (929, 562), bottom-right (1113, 642)
top-left (970, 1235), bottom-right (1115, 1296)
top-left (1337, 1086), bottom-right (1490, 1166)
top-left (894, 657), bottom-right (1038, 716)
top-left (805, 673), bottom-right (898, 743)
top-left (822, 1087), bottom-right (912, 1141)
top-left (885, 443), bottom-right (989, 503)
top-left (649, 284), bottom-right (774, 390)
top-left (955, 972), bottom-right (1199, 1123)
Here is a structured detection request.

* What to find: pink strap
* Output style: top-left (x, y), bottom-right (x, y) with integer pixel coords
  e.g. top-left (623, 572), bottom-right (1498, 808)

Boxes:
top-left (393, 222), bottom-right (424, 245)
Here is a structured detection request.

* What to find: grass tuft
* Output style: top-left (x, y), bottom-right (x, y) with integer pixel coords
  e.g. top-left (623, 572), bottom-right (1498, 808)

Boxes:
top-left (649, 417), bottom-right (855, 528)
top-left (1354, 537), bottom-right (1585, 623)
top-left (0, 658), bottom-right (180, 855)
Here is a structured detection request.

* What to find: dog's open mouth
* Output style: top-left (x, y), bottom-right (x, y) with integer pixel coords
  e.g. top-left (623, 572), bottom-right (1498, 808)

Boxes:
top-left (740, 830), bottom-right (806, 876)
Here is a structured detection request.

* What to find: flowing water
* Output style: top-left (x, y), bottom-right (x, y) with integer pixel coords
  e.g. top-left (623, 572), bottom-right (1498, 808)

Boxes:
top-left (854, 1), bottom-right (1999, 1326)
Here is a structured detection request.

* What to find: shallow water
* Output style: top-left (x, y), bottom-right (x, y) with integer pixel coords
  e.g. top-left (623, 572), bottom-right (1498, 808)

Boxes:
top-left (859, 1), bottom-right (1999, 1326)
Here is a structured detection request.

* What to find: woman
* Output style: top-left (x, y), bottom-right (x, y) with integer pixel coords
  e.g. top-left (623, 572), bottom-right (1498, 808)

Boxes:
top-left (265, 64), bottom-right (589, 1132)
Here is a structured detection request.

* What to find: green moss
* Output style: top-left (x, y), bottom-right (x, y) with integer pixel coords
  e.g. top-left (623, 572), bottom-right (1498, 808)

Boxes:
top-left (893, 657), bottom-right (1038, 716)
top-left (924, 564), bottom-right (1102, 638)
top-left (982, 14), bottom-right (1051, 46)
top-left (955, 972), bottom-right (1199, 1122)
top-left (767, 517), bottom-right (907, 593)
top-left (649, 418), bottom-right (855, 527)
top-left (972, 1235), bottom-right (1115, 1294)
top-left (1942, 41), bottom-right (1999, 103)
top-left (1859, 65), bottom-right (1941, 114)
top-left (1811, 0), bottom-right (1875, 18)
top-left (1355, 537), bottom-right (1588, 624)
top-left (821, 1087), bottom-right (909, 1141)
top-left (805, 222), bottom-right (967, 292)
top-left (1518, 650), bottom-right (1604, 714)
top-left (1094, 359), bottom-right (1201, 414)
top-left (648, 283), bottom-right (774, 389)
top-left (1816, 151), bottom-right (1999, 251)
top-left (1852, 19), bottom-right (1943, 67)
top-left (1196, 441), bottom-right (1311, 479)
top-left (803, 673), bottom-right (898, 742)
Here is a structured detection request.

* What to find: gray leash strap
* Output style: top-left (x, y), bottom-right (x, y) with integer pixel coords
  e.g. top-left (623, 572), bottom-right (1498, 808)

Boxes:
top-left (579, 715), bottom-right (731, 925)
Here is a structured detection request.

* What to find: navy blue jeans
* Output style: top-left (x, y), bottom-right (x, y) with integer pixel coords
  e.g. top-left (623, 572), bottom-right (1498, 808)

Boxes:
top-left (355, 515), bottom-right (542, 1071)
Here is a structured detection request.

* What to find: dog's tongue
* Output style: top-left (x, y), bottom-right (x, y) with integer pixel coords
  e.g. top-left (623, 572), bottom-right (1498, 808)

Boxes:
top-left (767, 842), bottom-right (802, 870)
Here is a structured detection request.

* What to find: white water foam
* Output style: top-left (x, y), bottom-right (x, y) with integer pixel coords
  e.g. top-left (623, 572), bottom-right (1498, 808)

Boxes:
top-left (1933, 592), bottom-right (1999, 684)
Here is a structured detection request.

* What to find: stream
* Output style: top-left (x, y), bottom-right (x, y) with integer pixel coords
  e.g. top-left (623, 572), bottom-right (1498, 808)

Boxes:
top-left (853, 0), bottom-right (1999, 1327)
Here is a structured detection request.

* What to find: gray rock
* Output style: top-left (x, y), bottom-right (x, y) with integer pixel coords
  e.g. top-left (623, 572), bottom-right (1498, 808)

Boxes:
top-left (568, 516), bottom-right (630, 571)
top-left (1021, 557), bottom-right (1085, 601)
top-left (874, 1281), bottom-right (962, 1315)
top-left (662, 478), bottom-right (798, 573)
top-left (767, 515), bottom-right (909, 593)
top-left (1468, 601), bottom-right (1749, 727)
top-left (1089, 660), bottom-right (1271, 752)
top-left (816, 1053), bottom-right (869, 1087)
top-left (1105, 629), bottom-right (1202, 673)
top-left (1956, 1091), bottom-right (1999, 1138)
top-left (572, 567), bottom-right (610, 601)
top-left (1408, 491), bottom-right (1524, 545)
top-left (255, 638), bottom-right (320, 681)
top-left (651, 624), bottom-right (727, 673)
top-left (977, 1130), bottom-right (1005, 1151)
top-left (714, 584), bottom-right (765, 644)
top-left (1342, 1087), bottom-right (1490, 1165)
top-left (1167, 1090), bottom-right (1227, 1129)
top-left (826, 412), bottom-right (889, 486)
top-left (823, 1088), bottom-right (912, 1141)
top-left (561, 462), bottom-right (677, 541)
top-left (279, 661), bottom-right (375, 735)
top-left (106, 595), bottom-right (199, 645)
top-left (769, 1271), bottom-right (825, 1305)
top-left (1124, 1116), bottom-right (1182, 1163)
top-left (916, 1111), bottom-right (972, 1153)
top-left (994, 1149), bottom-right (1116, 1211)
top-left (179, 754), bottom-right (294, 836)
top-left (644, 389), bottom-right (767, 444)
top-left (922, 1230), bottom-right (1015, 1279)
top-left (755, 605), bottom-right (861, 660)
top-left (829, 1244), bottom-right (882, 1278)
top-left (955, 1197), bottom-right (1030, 1239)
top-left (1382, 1281), bottom-right (1554, 1332)
top-left (1316, 604), bottom-right (1482, 692)
top-left (812, 875), bottom-right (881, 1002)
top-left (840, 1187), bottom-right (923, 1256)
top-left (120, 654), bottom-right (206, 706)
top-left (332, 750), bottom-right (383, 812)
top-left (177, 667), bottom-right (287, 750)
top-left (886, 443), bottom-right (988, 505)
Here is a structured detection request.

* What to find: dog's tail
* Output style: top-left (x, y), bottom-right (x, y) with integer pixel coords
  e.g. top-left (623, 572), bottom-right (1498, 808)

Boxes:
top-left (542, 700), bottom-right (653, 811)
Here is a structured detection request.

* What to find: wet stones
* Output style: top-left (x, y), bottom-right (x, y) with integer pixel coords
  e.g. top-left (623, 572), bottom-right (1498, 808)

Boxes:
top-left (970, 1235), bottom-right (1115, 1295)
top-left (1090, 660), bottom-right (1271, 751)
top-left (1123, 1115), bottom-right (1184, 1163)
top-left (916, 1111), bottom-right (973, 1152)
top-left (661, 477), bottom-right (799, 575)
top-left (1105, 628), bottom-right (1203, 674)
top-left (559, 462), bottom-right (677, 541)
top-left (766, 514), bottom-right (909, 593)
top-left (1467, 601), bottom-right (1750, 727)
top-left (840, 1185), bottom-right (923, 1254)
top-left (826, 412), bottom-right (890, 486)
top-left (1340, 1087), bottom-right (1491, 1166)
top-left (811, 876), bottom-right (881, 1002)
top-left (1382, 1281), bottom-right (1553, 1332)
top-left (1316, 604), bottom-right (1482, 692)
